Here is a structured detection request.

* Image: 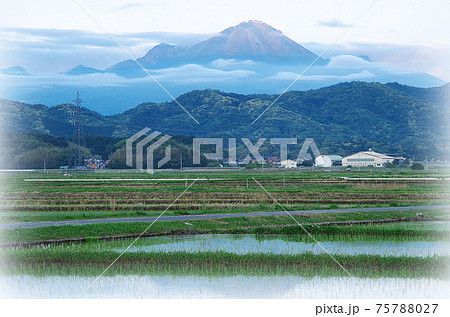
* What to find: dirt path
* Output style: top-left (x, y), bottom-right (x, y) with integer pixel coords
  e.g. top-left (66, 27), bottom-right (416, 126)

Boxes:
top-left (1, 205), bottom-right (448, 229)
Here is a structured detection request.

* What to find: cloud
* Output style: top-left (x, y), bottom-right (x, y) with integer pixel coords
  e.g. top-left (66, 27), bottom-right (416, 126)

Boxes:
top-left (301, 41), bottom-right (450, 82)
top-left (327, 55), bottom-right (374, 68)
top-left (0, 27), bottom-right (213, 73)
top-left (265, 55), bottom-right (381, 82)
top-left (210, 59), bottom-right (256, 68)
top-left (3, 27), bottom-right (448, 82)
top-left (0, 63), bottom-right (257, 92)
top-left (150, 64), bottom-right (256, 83)
top-left (0, 72), bottom-right (135, 89)
top-left (267, 70), bottom-right (375, 81)
top-left (317, 19), bottom-right (350, 28)
top-left (116, 2), bottom-right (143, 11)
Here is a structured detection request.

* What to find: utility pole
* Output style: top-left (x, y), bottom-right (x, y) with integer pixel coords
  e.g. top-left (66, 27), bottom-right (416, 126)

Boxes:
top-left (69, 91), bottom-right (85, 168)
top-left (358, 152), bottom-right (361, 171)
top-left (180, 152), bottom-right (183, 172)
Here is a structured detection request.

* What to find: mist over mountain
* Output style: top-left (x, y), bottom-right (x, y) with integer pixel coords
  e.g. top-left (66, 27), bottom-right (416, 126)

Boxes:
top-left (1, 81), bottom-right (448, 159)
top-left (0, 21), bottom-right (446, 114)
top-left (108, 20), bottom-right (323, 77)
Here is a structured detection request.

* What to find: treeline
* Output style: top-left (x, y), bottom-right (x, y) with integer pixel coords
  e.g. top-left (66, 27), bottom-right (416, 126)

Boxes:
top-left (2, 82), bottom-right (449, 161)
top-left (0, 132), bottom-right (216, 169)
top-left (0, 132), bottom-right (120, 169)
top-left (0, 131), bottom-right (441, 170)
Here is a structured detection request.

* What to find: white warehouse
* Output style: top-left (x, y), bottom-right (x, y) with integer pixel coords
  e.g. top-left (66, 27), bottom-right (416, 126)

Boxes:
top-left (342, 151), bottom-right (395, 167)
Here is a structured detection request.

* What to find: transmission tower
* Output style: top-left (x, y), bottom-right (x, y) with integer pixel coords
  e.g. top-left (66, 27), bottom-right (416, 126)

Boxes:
top-left (69, 91), bottom-right (85, 168)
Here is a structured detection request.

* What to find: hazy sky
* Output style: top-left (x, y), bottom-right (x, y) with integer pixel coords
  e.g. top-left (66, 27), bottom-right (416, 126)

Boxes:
top-left (0, 0), bottom-right (449, 79)
top-left (1, 0), bottom-right (448, 43)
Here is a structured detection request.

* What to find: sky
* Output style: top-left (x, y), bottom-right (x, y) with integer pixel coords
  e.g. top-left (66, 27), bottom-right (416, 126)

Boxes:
top-left (1, 0), bottom-right (449, 43)
top-left (0, 0), bottom-right (449, 88)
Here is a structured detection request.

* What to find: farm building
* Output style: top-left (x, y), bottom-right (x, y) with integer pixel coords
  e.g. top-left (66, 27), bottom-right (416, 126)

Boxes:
top-left (342, 151), bottom-right (395, 167)
top-left (280, 159), bottom-right (297, 168)
top-left (327, 155), bottom-right (343, 166)
top-left (314, 155), bottom-right (343, 167)
top-left (314, 155), bottom-right (332, 167)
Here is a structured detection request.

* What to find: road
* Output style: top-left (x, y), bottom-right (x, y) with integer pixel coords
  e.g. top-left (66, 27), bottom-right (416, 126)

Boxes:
top-left (1, 205), bottom-right (448, 229)
top-left (23, 178), bottom-right (220, 182)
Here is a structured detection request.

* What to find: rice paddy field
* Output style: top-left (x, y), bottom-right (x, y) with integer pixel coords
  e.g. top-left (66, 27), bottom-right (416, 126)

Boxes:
top-left (0, 168), bottom-right (449, 298)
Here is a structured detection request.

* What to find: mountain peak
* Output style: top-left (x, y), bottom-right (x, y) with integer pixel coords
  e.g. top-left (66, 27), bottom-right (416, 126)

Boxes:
top-left (109, 20), bottom-right (322, 74)
top-left (188, 20), bottom-right (319, 60)
top-left (139, 43), bottom-right (179, 65)
top-left (220, 20), bottom-right (281, 35)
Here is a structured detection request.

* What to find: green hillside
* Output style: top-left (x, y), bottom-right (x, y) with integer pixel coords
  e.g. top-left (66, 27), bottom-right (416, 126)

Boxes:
top-left (1, 81), bottom-right (448, 159)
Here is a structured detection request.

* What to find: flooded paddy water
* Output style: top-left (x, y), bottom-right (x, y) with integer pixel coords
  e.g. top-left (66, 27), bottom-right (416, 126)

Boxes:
top-left (2, 275), bottom-right (449, 299)
top-left (1, 222), bottom-right (449, 298)
top-left (119, 234), bottom-right (450, 257)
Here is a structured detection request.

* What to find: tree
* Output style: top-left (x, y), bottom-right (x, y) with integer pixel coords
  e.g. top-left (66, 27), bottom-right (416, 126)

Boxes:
top-left (244, 162), bottom-right (260, 169)
top-left (108, 147), bottom-right (129, 169)
top-left (411, 162), bottom-right (424, 170)
top-left (67, 142), bottom-right (92, 167)
top-left (18, 146), bottom-right (68, 169)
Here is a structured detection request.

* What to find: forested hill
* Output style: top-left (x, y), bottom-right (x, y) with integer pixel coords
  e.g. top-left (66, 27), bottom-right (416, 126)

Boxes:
top-left (1, 81), bottom-right (448, 158)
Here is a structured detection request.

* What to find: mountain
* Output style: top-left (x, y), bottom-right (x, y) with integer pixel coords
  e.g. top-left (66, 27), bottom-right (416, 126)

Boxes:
top-left (139, 43), bottom-right (180, 65)
top-left (2, 21), bottom-right (445, 112)
top-left (1, 81), bottom-right (448, 159)
top-left (64, 65), bottom-right (104, 75)
top-left (182, 20), bottom-right (319, 62)
top-left (107, 43), bottom-right (181, 74)
top-left (107, 20), bottom-right (322, 76)
top-left (0, 66), bottom-right (30, 76)
top-left (0, 99), bottom-right (112, 136)
top-left (386, 82), bottom-right (449, 106)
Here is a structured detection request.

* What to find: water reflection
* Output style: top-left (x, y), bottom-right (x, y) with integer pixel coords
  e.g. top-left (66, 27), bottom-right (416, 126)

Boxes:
top-left (1, 275), bottom-right (448, 299)
top-left (116, 234), bottom-right (450, 257)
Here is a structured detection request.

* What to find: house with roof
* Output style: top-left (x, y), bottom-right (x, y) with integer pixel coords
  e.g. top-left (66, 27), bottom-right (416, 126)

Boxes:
top-left (84, 157), bottom-right (109, 169)
top-left (342, 150), bottom-right (395, 167)
top-left (266, 156), bottom-right (281, 167)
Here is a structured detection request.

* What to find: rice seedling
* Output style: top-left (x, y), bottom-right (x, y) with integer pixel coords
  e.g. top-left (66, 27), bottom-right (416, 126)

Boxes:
top-left (2, 246), bottom-right (448, 279)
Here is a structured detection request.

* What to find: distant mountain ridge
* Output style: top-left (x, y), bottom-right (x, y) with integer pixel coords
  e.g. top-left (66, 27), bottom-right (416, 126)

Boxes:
top-left (0, 66), bottom-right (30, 76)
top-left (1, 81), bottom-right (448, 159)
top-left (107, 20), bottom-right (323, 76)
top-left (139, 43), bottom-right (180, 65)
top-left (2, 21), bottom-right (445, 113)
top-left (64, 65), bottom-right (105, 75)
